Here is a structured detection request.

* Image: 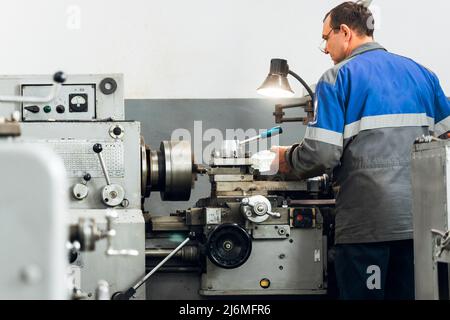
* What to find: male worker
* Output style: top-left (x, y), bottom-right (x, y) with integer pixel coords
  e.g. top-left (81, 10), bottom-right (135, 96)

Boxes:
top-left (272, 2), bottom-right (450, 299)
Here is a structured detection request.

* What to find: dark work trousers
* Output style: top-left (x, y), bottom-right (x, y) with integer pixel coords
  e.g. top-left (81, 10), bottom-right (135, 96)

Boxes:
top-left (334, 239), bottom-right (415, 300)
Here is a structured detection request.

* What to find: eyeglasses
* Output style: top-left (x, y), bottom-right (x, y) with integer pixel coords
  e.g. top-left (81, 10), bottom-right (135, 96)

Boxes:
top-left (319, 28), bottom-right (339, 54)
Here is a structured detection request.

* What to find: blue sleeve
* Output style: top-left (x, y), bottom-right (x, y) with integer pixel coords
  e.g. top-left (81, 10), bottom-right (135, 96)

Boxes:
top-left (310, 74), bottom-right (346, 135)
top-left (286, 68), bottom-right (347, 178)
top-left (431, 73), bottom-right (450, 135)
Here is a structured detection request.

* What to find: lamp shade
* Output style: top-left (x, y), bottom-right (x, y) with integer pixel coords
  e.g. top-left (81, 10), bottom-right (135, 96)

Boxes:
top-left (257, 59), bottom-right (295, 98)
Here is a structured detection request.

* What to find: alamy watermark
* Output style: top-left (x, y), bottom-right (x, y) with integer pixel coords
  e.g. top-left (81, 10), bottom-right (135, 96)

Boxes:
top-left (170, 121), bottom-right (280, 174)
top-left (66, 5), bottom-right (81, 30)
top-left (366, 265), bottom-right (381, 290)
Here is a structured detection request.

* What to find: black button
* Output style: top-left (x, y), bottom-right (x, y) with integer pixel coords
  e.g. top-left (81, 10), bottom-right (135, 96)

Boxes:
top-left (113, 127), bottom-right (122, 136)
top-left (56, 105), bottom-right (65, 113)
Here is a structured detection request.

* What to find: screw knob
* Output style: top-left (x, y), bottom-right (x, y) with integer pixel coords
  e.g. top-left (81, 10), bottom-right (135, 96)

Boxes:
top-left (53, 71), bottom-right (66, 84)
top-left (93, 143), bottom-right (103, 153)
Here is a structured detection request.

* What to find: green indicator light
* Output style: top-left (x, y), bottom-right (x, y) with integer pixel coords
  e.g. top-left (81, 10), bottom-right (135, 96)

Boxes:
top-left (43, 105), bottom-right (51, 113)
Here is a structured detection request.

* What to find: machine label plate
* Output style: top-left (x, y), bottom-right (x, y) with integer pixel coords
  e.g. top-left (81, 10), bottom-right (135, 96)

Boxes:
top-left (36, 139), bottom-right (124, 178)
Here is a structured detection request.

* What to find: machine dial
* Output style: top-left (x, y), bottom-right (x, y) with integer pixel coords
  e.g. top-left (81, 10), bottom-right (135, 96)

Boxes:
top-left (69, 93), bottom-right (88, 112)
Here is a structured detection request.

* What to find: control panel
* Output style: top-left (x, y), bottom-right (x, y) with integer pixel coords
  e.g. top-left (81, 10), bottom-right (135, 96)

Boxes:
top-left (0, 74), bottom-right (124, 121)
top-left (22, 84), bottom-right (96, 121)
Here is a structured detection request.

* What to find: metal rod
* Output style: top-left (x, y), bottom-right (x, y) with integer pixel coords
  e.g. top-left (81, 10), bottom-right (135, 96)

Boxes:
top-left (145, 249), bottom-right (181, 258)
top-left (0, 83), bottom-right (62, 103)
top-left (239, 135), bottom-right (259, 145)
top-left (288, 70), bottom-right (315, 99)
top-left (278, 117), bottom-right (307, 122)
top-left (277, 103), bottom-right (308, 109)
top-left (289, 199), bottom-right (336, 205)
top-left (96, 152), bottom-right (111, 185)
top-left (144, 267), bottom-right (199, 273)
top-left (133, 236), bottom-right (191, 291)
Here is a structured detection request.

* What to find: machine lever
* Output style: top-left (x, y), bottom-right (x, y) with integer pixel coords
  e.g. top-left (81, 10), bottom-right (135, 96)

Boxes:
top-left (93, 143), bottom-right (111, 185)
top-left (267, 211), bottom-right (281, 218)
top-left (112, 232), bottom-right (196, 300)
top-left (0, 71), bottom-right (66, 103)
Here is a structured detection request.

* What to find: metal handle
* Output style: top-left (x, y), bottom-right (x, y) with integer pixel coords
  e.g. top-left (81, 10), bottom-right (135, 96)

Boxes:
top-left (0, 71), bottom-right (66, 103)
top-left (241, 197), bottom-right (281, 218)
top-left (112, 232), bottom-right (196, 300)
top-left (267, 211), bottom-right (281, 218)
top-left (93, 143), bottom-right (111, 185)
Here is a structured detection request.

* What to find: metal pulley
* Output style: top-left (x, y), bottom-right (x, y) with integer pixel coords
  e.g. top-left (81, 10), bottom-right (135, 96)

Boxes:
top-left (206, 223), bottom-right (252, 269)
top-left (144, 140), bottom-right (195, 201)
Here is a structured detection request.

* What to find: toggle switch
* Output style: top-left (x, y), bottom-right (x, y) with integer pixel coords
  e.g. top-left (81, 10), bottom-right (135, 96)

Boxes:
top-left (24, 105), bottom-right (40, 113)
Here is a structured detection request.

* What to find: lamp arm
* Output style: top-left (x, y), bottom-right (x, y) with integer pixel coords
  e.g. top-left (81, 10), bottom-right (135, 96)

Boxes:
top-left (288, 70), bottom-right (314, 100)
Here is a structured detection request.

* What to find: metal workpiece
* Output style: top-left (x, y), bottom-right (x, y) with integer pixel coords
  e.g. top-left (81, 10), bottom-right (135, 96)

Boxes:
top-left (214, 140), bottom-right (244, 158)
top-left (145, 246), bottom-right (199, 262)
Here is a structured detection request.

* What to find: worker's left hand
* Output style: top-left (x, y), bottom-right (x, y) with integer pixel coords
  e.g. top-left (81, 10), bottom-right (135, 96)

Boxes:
top-left (270, 146), bottom-right (291, 174)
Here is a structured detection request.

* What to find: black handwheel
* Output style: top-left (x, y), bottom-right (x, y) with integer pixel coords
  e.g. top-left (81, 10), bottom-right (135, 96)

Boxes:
top-left (206, 223), bottom-right (252, 269)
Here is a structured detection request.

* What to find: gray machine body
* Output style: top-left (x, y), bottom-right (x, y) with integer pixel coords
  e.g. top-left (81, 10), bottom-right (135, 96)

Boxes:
top-left (0, 143), bottom-right (69, 299)
top-left (0, 74), bottom-right (145, 299)
top-left (412, 139), bottom-right (450, 299)
top-left (19, 121), bottom-right (142, 210)
top-left (69, 209), bottom-right (145, 299)
top-left (201, 226), bottom-right (325, 295)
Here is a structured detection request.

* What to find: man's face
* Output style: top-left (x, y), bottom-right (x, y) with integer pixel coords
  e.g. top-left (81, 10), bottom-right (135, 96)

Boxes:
top-left (322, 16), bottom-right (349, 64)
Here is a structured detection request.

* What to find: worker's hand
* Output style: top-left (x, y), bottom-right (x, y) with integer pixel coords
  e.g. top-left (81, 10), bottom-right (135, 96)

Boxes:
top-left (270, 146), bottom-right (291, 174)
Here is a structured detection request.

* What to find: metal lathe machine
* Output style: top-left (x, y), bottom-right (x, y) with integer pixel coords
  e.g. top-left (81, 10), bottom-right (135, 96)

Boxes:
top-left (0, 72), bottom-right (336, 299)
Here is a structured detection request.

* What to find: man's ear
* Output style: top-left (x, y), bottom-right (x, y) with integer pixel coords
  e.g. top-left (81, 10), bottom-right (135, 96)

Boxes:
top-left (341, 24), bottom-right (352, 39)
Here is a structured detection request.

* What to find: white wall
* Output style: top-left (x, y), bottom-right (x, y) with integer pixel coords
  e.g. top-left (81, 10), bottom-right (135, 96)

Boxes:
top-left (0, 0), bottom-right (448, 98)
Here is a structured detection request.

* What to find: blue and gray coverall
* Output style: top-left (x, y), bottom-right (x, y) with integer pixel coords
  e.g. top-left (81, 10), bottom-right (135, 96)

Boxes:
top-left (286, 42), bottom-right (450, 299)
